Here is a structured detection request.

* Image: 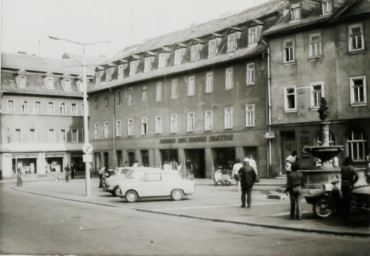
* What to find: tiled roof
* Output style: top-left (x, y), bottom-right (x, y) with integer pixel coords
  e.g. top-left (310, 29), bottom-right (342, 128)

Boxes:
top-left (62, 52), bottom-right (108, 67)
top-left (103, 0), bottom-right (288, 65)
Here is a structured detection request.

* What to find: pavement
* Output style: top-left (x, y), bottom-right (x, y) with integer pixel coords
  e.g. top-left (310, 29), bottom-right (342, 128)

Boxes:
top-left (2, 174), bottom-right (370, 237)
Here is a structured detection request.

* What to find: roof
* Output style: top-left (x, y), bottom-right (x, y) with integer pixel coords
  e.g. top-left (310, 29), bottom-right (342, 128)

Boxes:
top-left (62, 52), bottom-right (108, 67)
top-left (103, 0), bottom-right (288, 65)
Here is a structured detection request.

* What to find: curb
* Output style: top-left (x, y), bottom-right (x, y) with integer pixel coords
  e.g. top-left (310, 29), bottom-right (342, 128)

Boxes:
top-left (9, 185), bottom-right (369, 238)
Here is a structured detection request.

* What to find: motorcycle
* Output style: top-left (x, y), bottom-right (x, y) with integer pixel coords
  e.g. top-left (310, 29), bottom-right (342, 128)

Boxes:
top-left (305, 178), bottom-right (370, 218)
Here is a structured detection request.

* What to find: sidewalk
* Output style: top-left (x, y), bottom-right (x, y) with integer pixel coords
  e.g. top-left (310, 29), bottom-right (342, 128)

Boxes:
top-left (6, 177), bottom-right (370, 237)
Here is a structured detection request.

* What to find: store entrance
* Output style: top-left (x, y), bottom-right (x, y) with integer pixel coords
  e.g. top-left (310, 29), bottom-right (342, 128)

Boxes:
top-left (46, 157), bottom-right (63, 174)
top-left (212, 147), bottom-right (235, 175)
top-left (12, 158), bottom-right (37, 174)
top-left (141, 150), bottom-right (149, 167)
top-left (184, 149), bottom-right (206, 178)
top-left (160, 149), bottom-right (178, 167)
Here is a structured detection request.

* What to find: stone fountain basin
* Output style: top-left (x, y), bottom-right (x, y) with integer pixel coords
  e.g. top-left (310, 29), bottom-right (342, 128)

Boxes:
top-left (303, 145), bottom-right (344, 162)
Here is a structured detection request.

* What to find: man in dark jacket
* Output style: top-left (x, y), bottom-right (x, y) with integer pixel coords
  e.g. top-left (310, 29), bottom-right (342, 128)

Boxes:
top-left (286, 162), bottom-right (304, 220)
top-left (238, 160), bottom-right (257, 208)
top-left (341, 157), bottom-right (359, 222)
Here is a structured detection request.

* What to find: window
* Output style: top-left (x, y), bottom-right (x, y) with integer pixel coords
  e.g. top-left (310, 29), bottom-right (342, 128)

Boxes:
top-left (61, 77), bottom-right (72, 90)
top-left (141, 117), bottom-right (148, 135)
top-left (94, 123), bottom-right (99, 139)
top-left (348, 24), bottom-right (364, 52)
top-left (205, 110), bottom-right (213, 131)
top-left (47, 102), bottom-right (54, 114)
top-left (347, 129), bottom-right (367, 162)
top-left (248, 27), bottom-right (258, 46)
top-left (60, 129), bottom-right (67, 143)
top-left (170, 114), bottom-right (178, 133)
top-left (187, 76), bottom-right (195, 96)
top-left (59, 103), bottom-right (66, 115)
top-left (206, 72), bottom-right (213, 93)
top-left (246, 63), bottom-right (255, 85)
top-left (16, 75), bottom-right (27, 88)
top-left (44, 76), bottom-right (54, 89)
top-left (350, 76), bottom-right (367, 106)
top-left (76, 79), bottom-right (84, 92)
top-left (116, 120), bottom-right (122, 137)
top-left (129, 60), bottom-right (139, 76)
top-left (284, 86), bottom-right (297, 112)
top-left (310, 82), bottom-right (324, 109)
top-left (127, 87), bottom-right (133, 105)
top-left (34, 101), bottom-right (41, 114)
top-left (118, 64), bottom-right (124, 79)
top-left (187, 112), bottom-right (195, 132)
top-left (104, 121), bottom-right (109, 138)
top-left (29, 129), bottom-right (36, 143)
top-left (225, 67), bottom-right (233, 90)
top-left (309, 33), bottom-right (322, 58)
top-left (95, 73), bottom-right (102, 87)
top-left (322, 0), bottom-right (333, 14)
top-left (15, 129), bottom-right (22, 143)
top-left (224, 107), bottom-right (233, 129)
top-left (21, 101), bottom-right (28, 113)
top-left (155, 116), bottom-right (162, 134)
top-left (171, 79), bottom-right (178, 99)
top-left (283, 39), bottom-right (295, 63)
top-left (8, 100), bottom-right (14, 112)
top-left (104, 94), bottom-right (109, 108)
top-left (208, 39), bottom-right (218, 57)
top-left (142, 86), bottom-right (147, 102)
top-left (227, 33), bottom-right (236, 51)
top-left (144, 57), bottom-right (154, 73)
top-left (191, 44), bottom-right (201, 61)
top-left (156, 82), bottom-right (162, 101)
top-left (174, 48), bottom-right (185, 65)
top-left (290, 3), bottom-right (301, 21)
top-left (48, 129), bottom-right (55, 143)
top-left (127, 119), bottom-right (134, 136)
top-left (94, 97), bottom-right (98, 109)
top-left (106, 67), bottom-right (114, 82)
top-left (71, 103), bottom-right (78, 115)
top-left (71, 129), bottom-right (78, 142)
top-left (158, 53), bottom-right (167, 68)
top-left (116, 91), bottom-right (121, 106)
top-left (245, 104), bottom-right (255, 127)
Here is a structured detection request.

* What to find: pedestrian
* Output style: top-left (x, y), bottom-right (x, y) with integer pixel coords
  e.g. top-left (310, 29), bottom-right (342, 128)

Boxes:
top-left (238, 159), bottom-right (257, 208)
top-left (286, 162), bottom-right (304, 220)
top-left (98, 166), bottom-right (106, 188)
top-left (71, 163), bottom-right (76, 179)
top-left (232, 159), bottom-right (243, 192)
top-left (185, 159), bottom-right (193, 180)
top-left (244, 155), bottom-right (258, 175)
top-left (16, 167), bottom-right (23, 187)
top-left (285, 150), bottom-right (297, 174)
top-left (340, 157), bottom-right (359, 223)
top-left (64, 164), bottom-right (71, 182)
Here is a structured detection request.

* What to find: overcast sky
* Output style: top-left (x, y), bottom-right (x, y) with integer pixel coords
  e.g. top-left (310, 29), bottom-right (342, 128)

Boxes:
top-left (1, 0), bottom-right (269, 59)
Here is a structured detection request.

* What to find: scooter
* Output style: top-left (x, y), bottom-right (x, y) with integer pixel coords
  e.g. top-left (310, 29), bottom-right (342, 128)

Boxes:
top-left (214, 168), bottom-right (232, 186)
top-left (305, 179), bottom-right (370, 218)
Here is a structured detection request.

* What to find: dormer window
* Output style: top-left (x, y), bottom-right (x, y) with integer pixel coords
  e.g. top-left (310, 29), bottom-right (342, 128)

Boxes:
top-left (118, 64), bottom-right (124, 79)
top-left (61, 77), bottom-right (72, 90)
top-left (191, 44), bottom-right (202, 61)
top-left (129, 60), bottom-right (139, 76)
top-left (95, 71), bottom-right (102, 86)
top-left (248, 27), bottom-right (258, 46)
top-left (227, 33), bottom-right (237, 52)
top-left (44, 76), bottom-right (54, 89)
top-left (290, 3), bottom-right (301, 21)
top-left (208, 39), bottom-right (219, 57)
top-left (144, 56), bottom-right (155, 73)
top-left (16, 75), bottom-right (27, 88)
top-left (322, 0), bottom-right (333, 15)
top-left (76, 79), bottom-right (84, 92)
top-left (174, 48), bottom-right (186, 65)
top-left (105, 67), bottom-right (114, 82)
top-left (158, 53), bottom-right (167, 68)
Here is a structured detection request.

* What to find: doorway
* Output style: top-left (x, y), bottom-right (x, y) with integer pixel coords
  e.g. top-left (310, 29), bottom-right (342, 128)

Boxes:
top-left (128, 152), bottom-right (135, 166)
top-left (281, 131), bottom-right (296, 173)
top-left (212, 147), bottom-right (235, 175)
top-left (141, 150), bottom-right (149, 167)
top-left (160, 149), bottom-right (178, 166)
top-left (184, 149), bottom-right (206, 178)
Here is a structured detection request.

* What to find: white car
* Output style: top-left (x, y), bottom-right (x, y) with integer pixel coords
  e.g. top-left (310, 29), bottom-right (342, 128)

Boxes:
top-left (118, 170), bottom-right (195, 202)
top-left (103, 167), bottom-right (160, 196)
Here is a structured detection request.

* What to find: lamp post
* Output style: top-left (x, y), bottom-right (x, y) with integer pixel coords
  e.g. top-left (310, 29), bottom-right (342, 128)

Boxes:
top-left (49, 36), bottom-right (110, 197)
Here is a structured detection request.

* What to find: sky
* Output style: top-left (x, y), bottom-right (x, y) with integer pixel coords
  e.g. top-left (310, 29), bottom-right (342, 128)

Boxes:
top-left (1, 0), bottom-right (270, 60)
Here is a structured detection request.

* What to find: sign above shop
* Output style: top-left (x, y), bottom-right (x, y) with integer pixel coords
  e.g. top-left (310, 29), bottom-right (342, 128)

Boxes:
top-left (160, 134), bottom-right (233, 144)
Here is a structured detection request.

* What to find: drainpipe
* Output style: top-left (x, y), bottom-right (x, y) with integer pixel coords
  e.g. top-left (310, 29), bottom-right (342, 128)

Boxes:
top-left (112, 89), bottom-right (117, 168)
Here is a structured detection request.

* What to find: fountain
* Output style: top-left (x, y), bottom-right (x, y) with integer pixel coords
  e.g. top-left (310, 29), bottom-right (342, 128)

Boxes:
top-left (302, 97), bottom-right (344, 189)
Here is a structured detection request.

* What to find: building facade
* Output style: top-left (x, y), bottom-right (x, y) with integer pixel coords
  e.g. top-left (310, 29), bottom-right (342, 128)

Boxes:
top-left (263, 0), bottom-right (370, 171)
top-left (88, 1), bottom-right (288, 178)
top-left (0, 52), bottom-right (98, 177)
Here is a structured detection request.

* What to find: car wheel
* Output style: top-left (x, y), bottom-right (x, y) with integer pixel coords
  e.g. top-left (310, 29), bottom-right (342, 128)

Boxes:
top-left (171, 189), bottom-right (184, 201)
top-left (313, 197), bottom-right (333, 218)
top-left (113, 186), bottom-right (121, 197)
top-left (125, 190), bottom-right (138, 203)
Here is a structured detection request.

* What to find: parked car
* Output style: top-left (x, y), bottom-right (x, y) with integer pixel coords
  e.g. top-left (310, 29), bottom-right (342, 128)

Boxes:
top-left (118, 170), bottom-right (195, 202)
top-left (103, 167), bottom-right (160, 196)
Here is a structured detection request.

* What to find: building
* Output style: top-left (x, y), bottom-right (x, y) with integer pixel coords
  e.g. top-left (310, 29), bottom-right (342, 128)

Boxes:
top-left (263, 0), bottom-right (370, 172)
top-left (0, 52), bottom-right (101, 178)
top-left (88, 1), bottom-right (289, 178)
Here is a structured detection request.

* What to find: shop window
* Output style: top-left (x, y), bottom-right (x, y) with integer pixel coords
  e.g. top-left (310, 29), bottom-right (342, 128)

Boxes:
top-left (205, 110), bottom-right (213, 131)
top-left (348, 24), bottom-right (364, 52)
top-left (347, 129), bottom-right (367, 162)
top-left (205, 72), bottom-right (213, 93)
top-left (225, 67), bottom-right (233, 90)
top-left (350, 76), bottom-right (367, 106)
top-left (245, 104), bottom-right (255, 127)
top-left (224, 107), bottom-right (233, 129)
top-left (284, 86), bottom-right (297, 112)
top-left (310, 82), bottom-right (324, 109)
top-left (116, 120), bottom-right (122, 137)
top-left (170, 114), bottom-right (178, 133)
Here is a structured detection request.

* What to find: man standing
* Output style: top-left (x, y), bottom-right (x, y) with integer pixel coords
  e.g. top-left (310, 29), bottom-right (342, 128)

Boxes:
top-left (285, 150), bottom-right (297, 173)
top-left (16, 167), bottom-right (23, 187)
top-left (232, 159), bottom-right (243, 192)
top-left (286, 162), bottom-right (304, 220)
top-left (341, 157), bottom-right (359, 222)
top-left (98, 166), bottom-right (106, 188)
top-left (64, 164), bottom-right (71, 182)
top-left (238, 160), bottom-right (257, 208)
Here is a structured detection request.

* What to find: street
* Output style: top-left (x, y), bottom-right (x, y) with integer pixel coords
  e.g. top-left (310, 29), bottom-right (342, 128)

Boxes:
top-left (0, 180), bottom-right (369, 255)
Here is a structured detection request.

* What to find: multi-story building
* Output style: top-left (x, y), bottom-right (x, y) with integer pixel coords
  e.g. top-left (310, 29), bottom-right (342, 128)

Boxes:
top-left (0, 52), bottom-right (100, 178)
top-left (88, 1), bottom-right (288, 178)
top-left (263, 0), bottom-right (370, 172)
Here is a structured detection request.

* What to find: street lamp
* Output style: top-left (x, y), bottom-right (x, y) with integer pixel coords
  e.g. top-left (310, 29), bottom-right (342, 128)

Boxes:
top-left (49, 36), bottom-right (110, 197)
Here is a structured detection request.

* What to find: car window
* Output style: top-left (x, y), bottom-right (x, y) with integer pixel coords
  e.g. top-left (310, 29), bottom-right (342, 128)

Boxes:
top-left (144, 173), bottom-right (161, 181)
